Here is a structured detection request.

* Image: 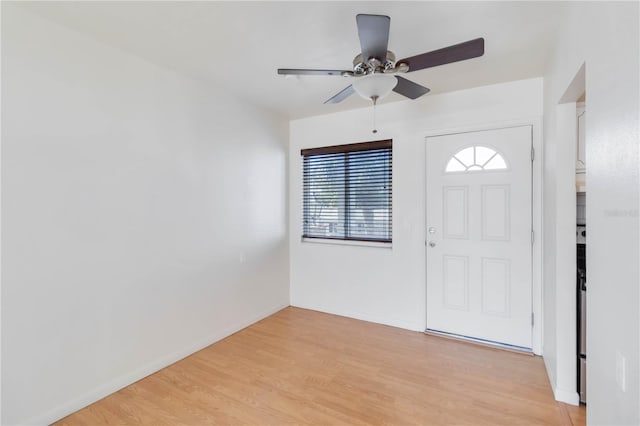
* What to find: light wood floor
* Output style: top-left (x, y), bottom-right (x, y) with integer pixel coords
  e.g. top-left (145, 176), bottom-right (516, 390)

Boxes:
top-left (56, 307), bottom-right (586, 425)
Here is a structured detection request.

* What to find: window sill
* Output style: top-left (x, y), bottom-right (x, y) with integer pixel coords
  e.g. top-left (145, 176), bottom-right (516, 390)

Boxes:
top-left (301, 237), bottom-right (392, 249)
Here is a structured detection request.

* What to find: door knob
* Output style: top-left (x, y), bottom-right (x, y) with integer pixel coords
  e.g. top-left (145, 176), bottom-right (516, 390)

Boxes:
top-left (429, 241), bottom-right (436, 247)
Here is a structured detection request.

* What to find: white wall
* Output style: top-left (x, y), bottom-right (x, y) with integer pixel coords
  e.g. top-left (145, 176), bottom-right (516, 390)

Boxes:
top-left (543, 2), bottom-right (639, 424)
top-left (289, 78), bottom-right (543, 335)
top-left (1, 6), bottom-right (289, 425)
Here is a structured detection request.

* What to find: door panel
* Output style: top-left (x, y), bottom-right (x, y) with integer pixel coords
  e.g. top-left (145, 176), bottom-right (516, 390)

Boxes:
top-left (426, 126), bottom-right (532, 348)
top-left (481, 257), bottom-right (511, 316)
top-left (443, 255), bottom-right (469, 310)
top-left (443, 186), bottom-right (468, 239)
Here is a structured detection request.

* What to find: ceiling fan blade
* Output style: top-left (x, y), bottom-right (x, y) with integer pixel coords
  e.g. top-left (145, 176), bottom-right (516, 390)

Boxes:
top-left (399, 38), bottom-right (485, 73)
top-left (392, 76), bottom-right (430, 99)
top-left (324, 85), bottom-right (355, 104)
top-left (278, 69), bottom-right (351, 76)
top-left (356, 14), bottom-right (391, 62)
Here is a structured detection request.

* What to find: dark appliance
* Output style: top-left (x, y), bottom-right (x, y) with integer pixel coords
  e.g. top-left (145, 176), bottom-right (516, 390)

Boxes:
top-left (577, 224), bottom-right (586, 404)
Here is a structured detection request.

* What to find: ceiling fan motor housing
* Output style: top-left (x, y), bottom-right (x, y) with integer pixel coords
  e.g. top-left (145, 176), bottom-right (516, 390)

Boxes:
top-left (352, 51), bottom-right (404, 76)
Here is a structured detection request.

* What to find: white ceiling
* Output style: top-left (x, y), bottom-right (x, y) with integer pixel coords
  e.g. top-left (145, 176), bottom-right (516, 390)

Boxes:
top-left (21, 1), bottom-right (564, 119)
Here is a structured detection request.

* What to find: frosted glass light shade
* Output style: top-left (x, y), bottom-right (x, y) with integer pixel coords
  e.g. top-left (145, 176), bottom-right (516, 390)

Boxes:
top-left (352, 74), bottom-right (398, 100)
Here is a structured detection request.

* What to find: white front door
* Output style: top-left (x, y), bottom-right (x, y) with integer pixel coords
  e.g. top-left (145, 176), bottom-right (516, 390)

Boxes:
top-left (426, 126), bottom-right (532, 349)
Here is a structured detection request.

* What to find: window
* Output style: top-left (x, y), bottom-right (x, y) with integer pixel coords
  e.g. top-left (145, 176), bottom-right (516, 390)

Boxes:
top-left (302, 140), bottom-right (392, 243)
top-left (445, 145), bottom-right (507, 173)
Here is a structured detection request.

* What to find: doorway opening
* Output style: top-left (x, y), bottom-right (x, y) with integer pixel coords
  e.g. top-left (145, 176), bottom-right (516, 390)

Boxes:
top-left (575, 95), bottom-right (587, 405)
top-left (553, 62), bottom-right (586, 407)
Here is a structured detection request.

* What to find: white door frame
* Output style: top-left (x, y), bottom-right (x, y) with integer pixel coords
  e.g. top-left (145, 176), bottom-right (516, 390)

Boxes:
top-left (423, 117), bottom-right (543, 355)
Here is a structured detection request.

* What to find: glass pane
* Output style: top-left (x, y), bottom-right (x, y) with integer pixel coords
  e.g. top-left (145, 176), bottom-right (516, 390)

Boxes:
top-left (475, 146), bottom-right (497, 166)
top-left (446, 158), bottom-right (466, 172)
top-left (445, 145), bottom-right (508, 173)
top-left (348, 151), bottom-right (391, 240)
top-left (303, 155), bottom-right (345, 238)
top-left (484, 154), bottom-right (507, 170)
top-left (455, 147), bottom-right (474, 166)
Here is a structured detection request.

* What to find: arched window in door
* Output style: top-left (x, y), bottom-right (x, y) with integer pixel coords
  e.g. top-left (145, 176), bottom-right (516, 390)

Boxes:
top-left (445, 145), bottom-right (508, 173)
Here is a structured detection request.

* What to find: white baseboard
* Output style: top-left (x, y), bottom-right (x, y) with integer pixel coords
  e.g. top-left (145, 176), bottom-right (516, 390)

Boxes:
top-left (554, 387), bottom-right (580, 406)
top-left (22, 302), bottom-right (289, 426)
top-left (290, 302), bottom-right (422, 332)
top-left (541, 356), bottom-right (579, 406)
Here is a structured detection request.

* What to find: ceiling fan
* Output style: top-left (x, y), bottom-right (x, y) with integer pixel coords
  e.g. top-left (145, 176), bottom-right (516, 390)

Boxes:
top-left (278, 14), bottom-right (485, 105)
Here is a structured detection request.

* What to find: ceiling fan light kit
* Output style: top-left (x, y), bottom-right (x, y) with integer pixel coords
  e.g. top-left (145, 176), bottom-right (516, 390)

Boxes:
top-left (352, 73), bottom-right (398, 100)
top-left (278, 14), bottom-right (485, 131)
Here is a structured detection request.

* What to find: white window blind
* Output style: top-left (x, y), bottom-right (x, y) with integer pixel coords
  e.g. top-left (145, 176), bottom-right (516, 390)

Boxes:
top-left (302, 140), bottom-right (392, 243)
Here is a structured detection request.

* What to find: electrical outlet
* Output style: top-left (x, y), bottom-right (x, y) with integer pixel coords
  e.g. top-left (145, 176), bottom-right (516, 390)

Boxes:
top-left (616, 351), bottom-right (627, 392)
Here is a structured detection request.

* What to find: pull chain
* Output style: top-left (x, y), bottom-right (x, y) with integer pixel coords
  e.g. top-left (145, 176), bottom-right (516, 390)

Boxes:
top-left (371, 95), bottom-right (379, 134)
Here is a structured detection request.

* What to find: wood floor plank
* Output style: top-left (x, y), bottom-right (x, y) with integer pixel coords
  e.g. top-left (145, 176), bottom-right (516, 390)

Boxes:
top-left (55, 307), bottom-right (585, 425)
